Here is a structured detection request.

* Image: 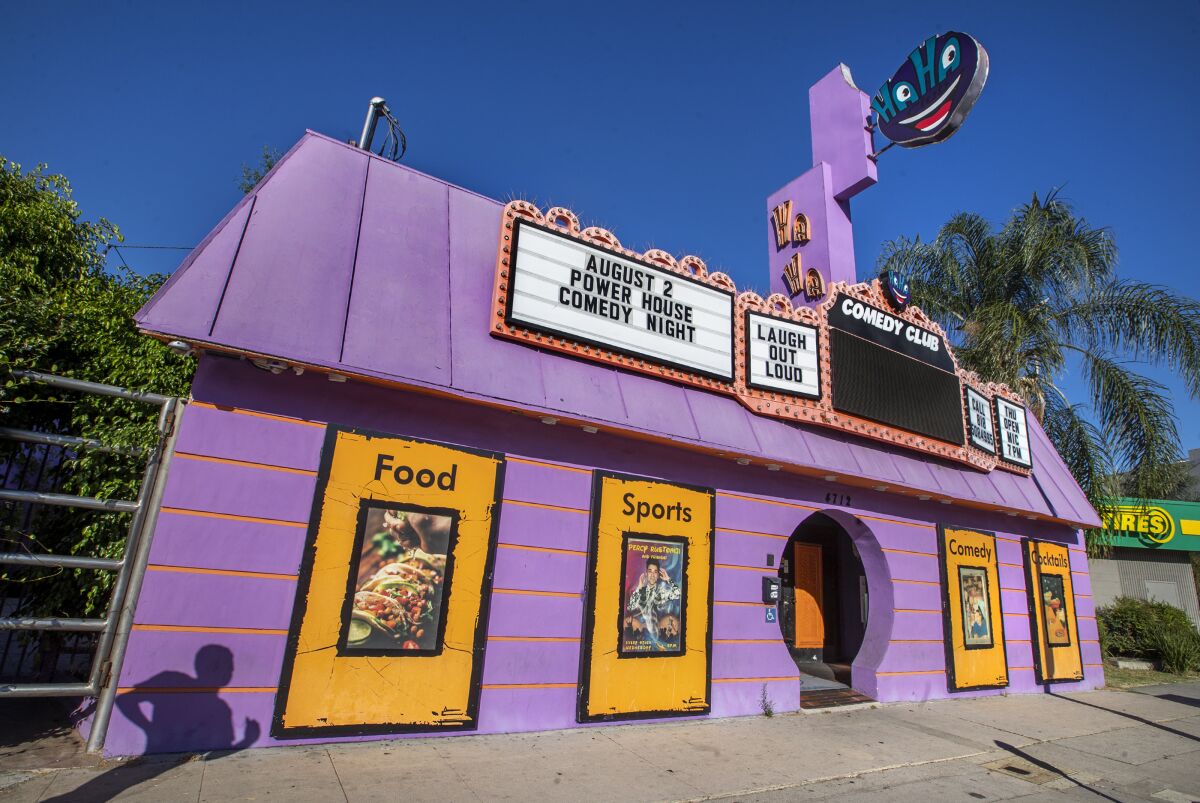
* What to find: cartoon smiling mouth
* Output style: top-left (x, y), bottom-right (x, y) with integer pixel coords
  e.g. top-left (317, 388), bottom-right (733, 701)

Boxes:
top-left (897, 75), bottom-right (961, 130)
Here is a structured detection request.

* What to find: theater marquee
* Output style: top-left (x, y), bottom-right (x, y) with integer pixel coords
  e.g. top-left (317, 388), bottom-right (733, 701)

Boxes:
top-left (493, 201), bottom-right (1033, 475)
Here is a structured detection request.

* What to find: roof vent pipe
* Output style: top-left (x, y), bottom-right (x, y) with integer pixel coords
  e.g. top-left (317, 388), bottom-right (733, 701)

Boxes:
top-left (358, 97), bottom-right (389, 151)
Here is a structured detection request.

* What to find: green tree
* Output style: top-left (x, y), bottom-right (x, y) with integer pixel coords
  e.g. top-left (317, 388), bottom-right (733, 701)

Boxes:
top-left (878, 192), bottom-right (1200, 547)
top-left (238, 146), bottom-right (281, 195)
top-left (1, 157), bottom-right (195, 619)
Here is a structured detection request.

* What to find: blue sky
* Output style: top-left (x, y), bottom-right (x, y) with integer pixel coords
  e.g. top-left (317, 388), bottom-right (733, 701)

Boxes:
top-left (4, 1), bottom-right (1198, 452)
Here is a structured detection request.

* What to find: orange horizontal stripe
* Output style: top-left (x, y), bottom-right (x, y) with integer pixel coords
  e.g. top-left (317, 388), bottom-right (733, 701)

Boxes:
top-left (1085, 663), bottom-right (1104, 668)
top-left (488, 636), bottom-right (580, 642)
top-left (717, 526), bottom-right (788, 540)
top-left (147, 564), bottom-right (297, 581)
top-left (1003, 612), bottom-right (1029, 617)
top-left (1000, 563), bottom-right (1023, 568)
top-left (498, 542), bottom-right (587, 557)
top-left (492, 588), bottom-right (580, 598)
top-left (118, 686), bottom-right (276, 694)
top-left (882, 548), bottom-right (937, 558)
top-left (502, 499), bottom-right (589, 515)
top-left (190, 400), bottom-right (324, 428)
top-left (1081, 639), bottom-right (1100, 644)
top-left (857, 514), bottom-right (933, 530)
top-left (481, 683), bottom-right (575, 690)
top-left (714, 639), bottom-right (780, 644)
top-left (175, 452), bottom-right (317, 476)
top-left (877, 670), bottom-right (944, 676)
top-left (716, 491), bottom-right (818, 512)
top-left (715, 563), bottom-right (773, 573)
top-left (506, 456), bottom-right (589, 474)
top-left (133, 624), bottom-right (288, 636)
top-left (1000, 587), bottom-right (1024, 592)
top-left (159, 506), bottom-right (306, 528)
top-left (1079, 615), bottom-right (1096, 620)
top-left (1006, 639), bottom-right (1032, 643)
top-left (713, 676), bottom-right (798, 683)
top-left (893, 578), bottom-right (939, 586)
top-left (1076, 593), bottom-right (1092, 598)
top-left (1009, 667), bottom-right (1034, 671)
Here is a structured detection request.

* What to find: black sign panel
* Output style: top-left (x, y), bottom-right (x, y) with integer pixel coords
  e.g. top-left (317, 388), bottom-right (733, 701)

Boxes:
top-left (828, 295), bottom-right (964, 445)
top-left (828, 295), bottom-right (956, 372)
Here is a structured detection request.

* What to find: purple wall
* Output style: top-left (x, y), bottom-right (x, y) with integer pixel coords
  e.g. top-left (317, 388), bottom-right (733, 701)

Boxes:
top-left (101, 357), bottom-right (1101, 755)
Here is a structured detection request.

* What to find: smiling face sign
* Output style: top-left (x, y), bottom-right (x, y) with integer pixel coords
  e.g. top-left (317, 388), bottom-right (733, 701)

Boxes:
top-left (873, 32), bottom-right (989, 148)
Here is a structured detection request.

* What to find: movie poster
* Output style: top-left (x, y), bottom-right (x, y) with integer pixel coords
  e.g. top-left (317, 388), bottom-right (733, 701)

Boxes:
top-left (1040, 573), bottom-right (1071, 647)
top-left (619, 535), bottom-right (686, 656)
top-left (958, 566), bottom-right (993, 648)
top-left (341, 502), bottom-right (457, 656)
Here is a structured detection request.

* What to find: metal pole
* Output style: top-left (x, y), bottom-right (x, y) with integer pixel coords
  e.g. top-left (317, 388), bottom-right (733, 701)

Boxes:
top-left (0, 553), bottom-right (123, 571)
top-left (0, 489), bottom-right (138, 513)
top-left (85, 398), bottom-right (181, 754)
top-left (357, 97), bottom-right (388, 150)
top-left (10, 370), bottom-right (171, 405)
top-left (0, 682), bottom-right (96, 698)
top-left (0, 617), bottom-right (109, 632)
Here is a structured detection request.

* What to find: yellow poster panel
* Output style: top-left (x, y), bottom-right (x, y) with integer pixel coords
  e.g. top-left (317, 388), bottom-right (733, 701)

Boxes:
top-left (1024, 538), bottom-right (1084, 683)
top-left (272, 427), bottom-right (505, 737)
top-left (579, 473), bottom-right (713, 722)
top-left (937, 526), bottom-right (1008, 691)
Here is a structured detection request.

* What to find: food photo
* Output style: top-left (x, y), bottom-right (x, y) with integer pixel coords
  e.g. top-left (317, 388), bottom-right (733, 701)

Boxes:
top-left (342, 506), bottom-right (455, 654)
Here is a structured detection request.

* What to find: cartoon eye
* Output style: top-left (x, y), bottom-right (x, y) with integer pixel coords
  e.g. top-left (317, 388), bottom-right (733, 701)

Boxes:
top-left (894, 84), bottom-right (912, 103)
top-left (940, 37), bottom-right (961, 75)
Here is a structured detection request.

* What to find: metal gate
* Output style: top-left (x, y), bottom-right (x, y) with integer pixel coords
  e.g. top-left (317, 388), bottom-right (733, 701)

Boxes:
top-left (0, 370), bottom-right (180, 753)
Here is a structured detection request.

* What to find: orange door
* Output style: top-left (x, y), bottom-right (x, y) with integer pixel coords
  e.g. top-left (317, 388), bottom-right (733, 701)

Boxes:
top-left (793, 543), bottom-right (824, 649)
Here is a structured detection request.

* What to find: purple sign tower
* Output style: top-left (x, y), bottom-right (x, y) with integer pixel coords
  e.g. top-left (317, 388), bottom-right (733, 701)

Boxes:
top-left (767, 65), bottom-right (878, 305)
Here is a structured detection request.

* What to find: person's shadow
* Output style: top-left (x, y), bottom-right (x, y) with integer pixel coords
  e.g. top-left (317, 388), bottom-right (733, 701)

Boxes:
top-left (46, 645), bottom-right (259, 801)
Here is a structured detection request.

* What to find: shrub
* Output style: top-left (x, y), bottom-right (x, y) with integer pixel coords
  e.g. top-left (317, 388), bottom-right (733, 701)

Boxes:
top-left (1157, 628), bottom-right (1200, 674)
top-left (1097, 596), bottom-right (1198, 662)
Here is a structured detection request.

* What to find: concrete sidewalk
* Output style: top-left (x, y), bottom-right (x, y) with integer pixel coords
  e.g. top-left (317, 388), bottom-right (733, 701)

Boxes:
top-left (3, 684), bottom-right (1199, 802)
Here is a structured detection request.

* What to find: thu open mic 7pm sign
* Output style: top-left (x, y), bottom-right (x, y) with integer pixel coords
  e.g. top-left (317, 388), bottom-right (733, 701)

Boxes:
top-left (995, 396), bottom-right (1032, 468)
top-left (505, 219), bottom-right (735, 381)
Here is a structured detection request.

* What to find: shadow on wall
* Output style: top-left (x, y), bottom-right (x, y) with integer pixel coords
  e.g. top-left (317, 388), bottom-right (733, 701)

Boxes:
top-left (44, 645), bottom-right (258, 802)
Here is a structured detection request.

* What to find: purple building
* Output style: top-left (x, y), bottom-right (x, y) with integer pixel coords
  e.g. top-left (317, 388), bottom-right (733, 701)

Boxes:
top-left (95, 65), bottom-right (1102, 755)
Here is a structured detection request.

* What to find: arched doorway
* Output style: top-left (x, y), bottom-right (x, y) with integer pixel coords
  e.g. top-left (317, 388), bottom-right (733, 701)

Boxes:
top-left (777, 512), bottom-right (875, 693)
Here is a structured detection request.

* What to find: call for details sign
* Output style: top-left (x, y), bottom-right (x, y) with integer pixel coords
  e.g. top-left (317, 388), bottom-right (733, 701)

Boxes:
top-left (506, 220), bottom-right (735, 381)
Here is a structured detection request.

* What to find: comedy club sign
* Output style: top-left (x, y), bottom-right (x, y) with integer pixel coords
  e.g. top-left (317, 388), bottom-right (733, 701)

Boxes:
top-left (827, 293), bottom-right (964, 446)
top-left (493, 202), bottom-right (1034, 475)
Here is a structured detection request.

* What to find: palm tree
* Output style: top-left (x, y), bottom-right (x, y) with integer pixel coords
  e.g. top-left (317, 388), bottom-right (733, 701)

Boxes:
top-left (877, 192), bottom-right (1200, 530)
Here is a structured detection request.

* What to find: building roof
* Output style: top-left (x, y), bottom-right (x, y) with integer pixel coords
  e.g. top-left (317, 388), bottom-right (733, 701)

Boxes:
top-left (136, 131), bottom-right (1101, 529)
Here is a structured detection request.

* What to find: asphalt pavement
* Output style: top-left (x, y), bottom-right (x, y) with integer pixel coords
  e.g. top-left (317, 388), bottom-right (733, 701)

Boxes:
top-left (2, 683), bottom-right (1198, 802)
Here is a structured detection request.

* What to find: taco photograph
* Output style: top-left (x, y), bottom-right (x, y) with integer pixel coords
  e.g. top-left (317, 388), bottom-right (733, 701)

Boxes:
top-left (341, 505), bottom-right (456, 654)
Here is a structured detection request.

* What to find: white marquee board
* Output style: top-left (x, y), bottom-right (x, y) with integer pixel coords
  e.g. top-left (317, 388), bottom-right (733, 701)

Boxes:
top-left (745, 312), bottom-right (820, 398)
top-left (995, 396), bottom-right (1032, 468)
top-left (965, 386), bottom-right (997, 454)
top-left (506, 221), bottom-right (735, 381)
